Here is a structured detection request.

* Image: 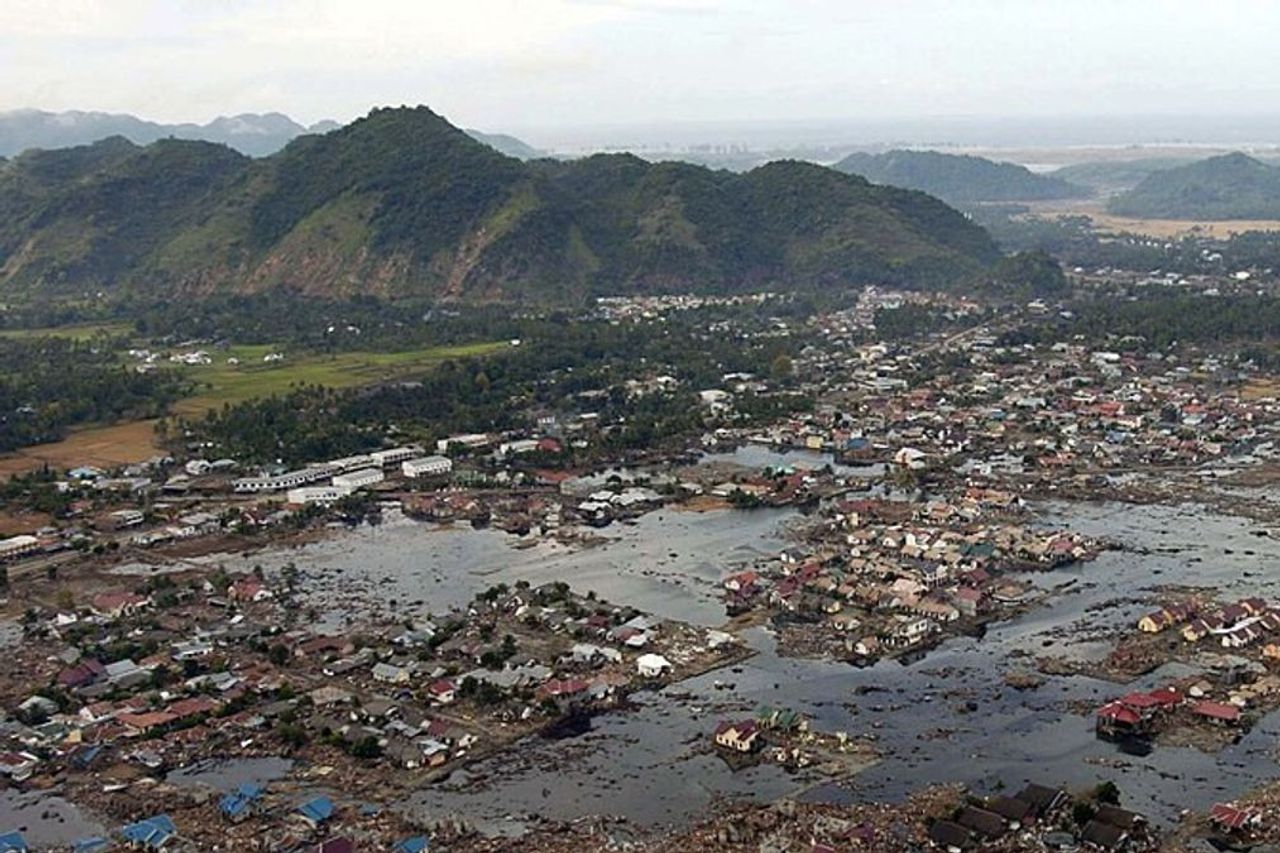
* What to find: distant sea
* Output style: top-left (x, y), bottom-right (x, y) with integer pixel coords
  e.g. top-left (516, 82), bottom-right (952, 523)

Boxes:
top-left (513, 114), bottom-right (1280, 157)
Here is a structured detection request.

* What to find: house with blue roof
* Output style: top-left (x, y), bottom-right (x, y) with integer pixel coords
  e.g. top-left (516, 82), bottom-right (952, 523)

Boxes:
top-left (0, 830), bottom-right (28, 852)
top-left (393, 836), bottom-right (429, 853)
top-left (297, 796), bottom-right (336, 827)
top-left (219, 782), bottom-right (265, 822)
top-left (119, 814), bottom-right (176, 849)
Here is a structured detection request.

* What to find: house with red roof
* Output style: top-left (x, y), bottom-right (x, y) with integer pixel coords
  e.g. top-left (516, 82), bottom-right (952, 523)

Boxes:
top-left (1095, 701), bottom-right (1142, 738)
top-left (91, 591), bottom-right (149, 619)
top-left (228, 577), bottom-right (272, 603)
top-left (1192, 700), bottom-right (1241, 725)
top-left (714, 720), bottom-right (762, 753)
top-left (58, 658), bottom-right (106, 690)
top-left (426, 680), bottom-right (456, 704)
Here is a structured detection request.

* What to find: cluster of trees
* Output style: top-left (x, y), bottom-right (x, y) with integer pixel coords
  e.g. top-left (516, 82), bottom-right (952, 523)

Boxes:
top-left (0, 335), bottom-right (188, 451)
top-left (1005, 292), bottom-right (1280, 352)
top-left (183, 312), bottom-right (805, 466)
top-left (973, 206), bottom-right (1280, 276)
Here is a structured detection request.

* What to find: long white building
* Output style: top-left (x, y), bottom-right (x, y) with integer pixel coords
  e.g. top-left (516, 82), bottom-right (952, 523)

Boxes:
top-left (233, 466), bottom-right (333, 494)
top-left (0, 535), bottom-right (40, 562)
top-left (286, 486), bottom-right (351, 505)
top-left (402, 456), bottom-right (453, 478)
top-left (332, 468), bottom-right (385, 491)
top-left (371, 446), bottom-right (421, 467)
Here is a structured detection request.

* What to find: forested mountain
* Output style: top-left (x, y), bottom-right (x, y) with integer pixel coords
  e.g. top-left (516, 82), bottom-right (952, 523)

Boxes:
top-left (832, 149), bottom-right (1089, 205)
top-left (1108, 153), bottom-right (1280, 219)
top-left (0, 106), bottom-right (998, 304)
top-left (1050, 158), bottom-right (1190, 194)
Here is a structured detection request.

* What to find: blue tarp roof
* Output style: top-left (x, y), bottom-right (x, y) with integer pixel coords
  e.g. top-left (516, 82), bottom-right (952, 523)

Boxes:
top-left (297, 796), bottom-right (335, 824)
top-left (393, 836), bottom-right (430, 853)
top-left (119, 815), bottom-right (176, 849)
top-left (0, 831), bottom-right (28, 852)
top-left (72, 837), bottom-right (112, 853)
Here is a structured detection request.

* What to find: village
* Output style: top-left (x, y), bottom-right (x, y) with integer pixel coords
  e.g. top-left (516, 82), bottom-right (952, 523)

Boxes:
top-left (4, 283), bottom-right (1280, 849)
top-left (0, 540), bottom-right (760, 850)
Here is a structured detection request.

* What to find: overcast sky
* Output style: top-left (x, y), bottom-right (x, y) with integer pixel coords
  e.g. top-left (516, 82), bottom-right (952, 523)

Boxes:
top-left (3, 0), bottom-right (1278, 135)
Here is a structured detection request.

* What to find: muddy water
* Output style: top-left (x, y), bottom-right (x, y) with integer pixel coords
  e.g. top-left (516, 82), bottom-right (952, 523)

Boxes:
top-left (159, 499), bottom-right (1280, 831)
top-left (402, 501), bottom-right (1280, 830)
top-left (211, 505), bottom-right (797, 629)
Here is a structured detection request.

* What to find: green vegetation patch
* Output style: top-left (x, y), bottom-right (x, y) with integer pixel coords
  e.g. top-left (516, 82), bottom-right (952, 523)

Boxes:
top-left (174, 340), bottom-right (509, 415)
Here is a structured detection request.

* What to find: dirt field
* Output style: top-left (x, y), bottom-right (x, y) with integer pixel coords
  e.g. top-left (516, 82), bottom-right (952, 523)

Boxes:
top-left (0, 510), bottom-right (52, 536)
top-left (0, 419), bottom-right (163, 478)
top-left (1022, 199), bottom-right (1280, 239)
top-left (1242, 379), bottom-right (1280, 402)
top-left (1086, 211), bottom-right (1280, 239)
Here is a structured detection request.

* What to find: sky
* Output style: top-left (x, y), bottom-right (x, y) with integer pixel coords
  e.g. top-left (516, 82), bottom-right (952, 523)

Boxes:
top-left (3, 0), bottom-right (1279, 140)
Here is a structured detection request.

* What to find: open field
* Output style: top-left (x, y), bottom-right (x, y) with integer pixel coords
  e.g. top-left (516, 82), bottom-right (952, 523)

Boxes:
top-left (0, 419), bottom-right (163, 478)
top-left (172, 340), bottom-right (509, 416)
top-left (0, 339), bottom-right (512, 478)
top-left (1086, 211), bottom-right (1280, 240)
top-left (1020, 198), bottom-right (1280, 240)
top-left (0, 321), bottom-right (133, 340)
top-left (963, 143), bottom-right (1280, 172)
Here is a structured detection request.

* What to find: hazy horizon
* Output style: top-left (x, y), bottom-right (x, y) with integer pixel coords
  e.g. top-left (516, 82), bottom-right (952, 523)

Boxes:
top-left (8, 106), bottom-right (1280, 159)
top-left (4, 0), bottom-right (1280, 147)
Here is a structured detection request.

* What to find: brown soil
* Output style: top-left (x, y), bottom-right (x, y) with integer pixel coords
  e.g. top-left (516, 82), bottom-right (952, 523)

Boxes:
top-left (0, 419), bottom-right (163, 479)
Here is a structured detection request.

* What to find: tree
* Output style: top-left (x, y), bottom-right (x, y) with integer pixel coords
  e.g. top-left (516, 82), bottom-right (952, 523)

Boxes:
top-left (1093, 781), bottom-right (1121, 805)
top-left (1072, 801), bottom-right (1097, 827)
top-left (278, 722), bottom-right (308, 748)
top-left (769, 354), bottom-right (793, 379)
top-left (989, 249), bottom-right (1068, 297)
top-left (350, 735), bottom-right (382, 759)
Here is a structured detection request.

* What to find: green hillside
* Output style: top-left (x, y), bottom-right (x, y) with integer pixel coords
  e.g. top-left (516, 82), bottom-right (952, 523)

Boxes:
top-left (1108, 153), bottom-right (1280, 220)
top-left (0, 106), bottom-right (999, 303)
top-left (1050, 158), bottom-right (1191, 194)
top-left (833, 149), bottom-right (1089, 205)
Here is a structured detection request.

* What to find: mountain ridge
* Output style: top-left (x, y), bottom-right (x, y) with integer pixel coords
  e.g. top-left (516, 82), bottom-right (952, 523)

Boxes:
top-left (833, 149), bottom-right (1089, 205)
top-left (0, 106), bottom-right (1000, 304)
top-left (0, 107), bottom-right (542, 160)
top-left (1108, 152), bottom-right (1280, 220)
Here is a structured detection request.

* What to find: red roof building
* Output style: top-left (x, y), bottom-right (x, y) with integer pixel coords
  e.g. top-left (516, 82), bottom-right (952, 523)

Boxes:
top-left (1192, 700), bottom-right (1241, 723)
top-left (1209, 803), bottom-right (1262, 831)
top-left (1096, 702), bottom-right (1141, 726)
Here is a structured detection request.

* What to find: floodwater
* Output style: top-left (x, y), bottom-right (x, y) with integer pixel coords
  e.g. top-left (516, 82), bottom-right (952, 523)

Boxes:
top-left (702, 444), bottom-right (885, 479)
top-left (398, 499), bottom-right (1280, 830)
top-left (92, 494), bottom-right (1280, 833)
top-left (210, 505), bottom-right (797, 630)
top-left (167, 756), bottom-right (293, 791)
top-left (0, 790), bottom-right (104, 849)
